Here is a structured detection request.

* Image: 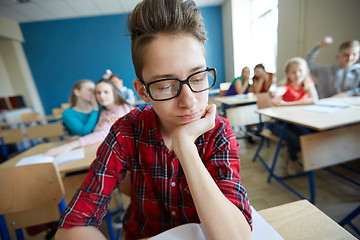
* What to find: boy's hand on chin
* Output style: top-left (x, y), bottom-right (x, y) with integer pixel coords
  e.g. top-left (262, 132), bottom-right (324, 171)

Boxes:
top-left (173, 104), bottom-right (216, 144)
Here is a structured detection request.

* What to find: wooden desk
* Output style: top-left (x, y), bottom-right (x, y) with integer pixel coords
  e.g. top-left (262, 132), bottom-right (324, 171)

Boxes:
top-left (258, 200), bottom-right (356, 240)
top-left (0, 141), bottom-right (99, 174)
top-left (214, 93), bottom-right (257, 106)
top-left (0, 114), bottom-right (62, 129)
top-left (256, 97), bottom-right (360, 131)
top-left (254, 97), bottom-right (360, 202)
top-left (255, 97), bottom-right (360, 169)
top-left (143, 200), bottom-right (356, 240)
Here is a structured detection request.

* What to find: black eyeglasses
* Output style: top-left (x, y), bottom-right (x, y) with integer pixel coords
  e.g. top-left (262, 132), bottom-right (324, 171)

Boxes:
top-left (140, 67), bottom-right (216, 101)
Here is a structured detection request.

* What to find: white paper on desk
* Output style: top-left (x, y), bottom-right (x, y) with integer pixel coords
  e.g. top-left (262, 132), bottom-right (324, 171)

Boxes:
top-left (251, 206), bottom-right (284, 240)
top-left (16, 148), bottom-right (85, 166)
top-left (303, 105), bottom-right (341, 113)
top-left (52, 148), bottom-right (84, 165)
top-left (148, 207), bottom-right (283, 240)
top-left (16, 154), bottom-right (53, 166)
top-left (149, 223), bottom-right (208, 240)
top-left (316, 101), bottom-right (349, 108)
top-left (226, 94), bottom-right (248, 103)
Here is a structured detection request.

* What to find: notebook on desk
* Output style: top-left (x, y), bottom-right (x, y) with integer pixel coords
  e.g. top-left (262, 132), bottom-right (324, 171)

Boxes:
top-left (149, 206), bottom-right (284, 240)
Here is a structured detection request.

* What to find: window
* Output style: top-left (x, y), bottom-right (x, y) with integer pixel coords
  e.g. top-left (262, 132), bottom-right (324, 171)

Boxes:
top-left (249, 0), bottom-right (278, 77)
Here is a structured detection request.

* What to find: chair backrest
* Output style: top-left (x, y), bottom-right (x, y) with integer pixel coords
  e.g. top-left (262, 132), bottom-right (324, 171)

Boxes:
top-left (61, 103), bottom-right (71, 110)
top-left (256, 93), bottom-right (275, 109)
top-left (219, 82), bottom-right (231, 96)
top-left (0, 163), bottom-right (65, 229)
top-left (20, 112), bottom-right (40, 123)
top-left (52, 108), bottom-right (63, 118)
top-left (0, 128), bottom-right (23, 144)
top-left (226, 104), bottom-right (260, 127)
top-left (26, 122), bottom-right (64, 140)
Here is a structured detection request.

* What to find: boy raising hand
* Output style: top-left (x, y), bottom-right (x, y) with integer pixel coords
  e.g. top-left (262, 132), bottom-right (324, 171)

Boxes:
top-left (305, 37), bottom-right (360, 98)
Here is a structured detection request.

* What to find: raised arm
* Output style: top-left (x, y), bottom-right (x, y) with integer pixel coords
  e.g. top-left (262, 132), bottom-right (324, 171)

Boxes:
top-left (305, 37), bottom-right (333, 77)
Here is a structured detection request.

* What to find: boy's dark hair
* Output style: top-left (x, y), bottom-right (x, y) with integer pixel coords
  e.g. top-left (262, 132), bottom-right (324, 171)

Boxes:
top-left (128, 0), bottom-right (207, 79)
top-left (338, 40), bottom-right (360, 52)
top-left (254, 63), bottom-right (265, 70)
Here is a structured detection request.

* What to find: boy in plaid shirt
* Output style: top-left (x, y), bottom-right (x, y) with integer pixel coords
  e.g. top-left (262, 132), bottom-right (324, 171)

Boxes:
top-left (56, 0), bottom-right (252, 239)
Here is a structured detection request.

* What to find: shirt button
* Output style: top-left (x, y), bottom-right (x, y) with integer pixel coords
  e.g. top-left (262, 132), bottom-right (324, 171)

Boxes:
top-left (171, 182), bottom-right (176, 187)
top-left (171, 211), bottom-right (176, 216)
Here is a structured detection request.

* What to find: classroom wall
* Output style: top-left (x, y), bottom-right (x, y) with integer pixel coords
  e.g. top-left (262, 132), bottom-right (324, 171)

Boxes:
top-left (0, 16), bottom-right (44, 115)
top-left (222, 0), bottom-right (234, 83)
top-left (0, 15), bottom-right (24, 42)
top-left (277, 0), bottom-right (360, 82)
top-left (19, 6), bottom-right (225, 115)
top-left (0, 49), bottom-right (14, 96)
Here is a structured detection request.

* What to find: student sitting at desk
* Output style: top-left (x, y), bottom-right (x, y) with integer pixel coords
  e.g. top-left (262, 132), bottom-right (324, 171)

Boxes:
top-left (46, 79), bottom-right (133, 157)
top-left (225, 66), bottom-right (250, 96)
top-left (249, 64), bottom-right (274, 94)
top-left (55, 0), bottom-right (252, 239)
top-left (305, 37), bottom-right (360, 98)
top-left (269, 57), bottom-right (318, 175)
top-left (62, 80), bottom-right (99, 136)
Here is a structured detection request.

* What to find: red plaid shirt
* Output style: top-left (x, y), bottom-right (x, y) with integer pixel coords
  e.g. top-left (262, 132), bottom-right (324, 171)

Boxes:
top-left (59, 106), bottom-right (252, 239)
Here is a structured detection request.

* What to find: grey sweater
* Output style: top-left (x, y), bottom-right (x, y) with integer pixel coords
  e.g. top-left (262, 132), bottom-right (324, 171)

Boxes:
top-left (305, 46), bottom-right (360, 98)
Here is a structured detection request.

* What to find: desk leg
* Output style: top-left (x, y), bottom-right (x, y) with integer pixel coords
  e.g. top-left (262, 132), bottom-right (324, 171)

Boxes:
top-left (15, 229), bottom-right (24, 240)
top-left (267, 122), bottom-right (287, 183)
top-left (339, 205), bottom-right (360, 236)
top-left (0, 137), bottom-right (8, 159)
top-left (308, 171), bottom-right (315, 204)
top-left (266, 123), bottom-right (317, 203)
top-left (0, 215), bottom-right (11, 240)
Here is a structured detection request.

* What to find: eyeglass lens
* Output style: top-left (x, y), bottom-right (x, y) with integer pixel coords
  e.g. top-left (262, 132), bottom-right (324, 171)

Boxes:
top-left (148, 69), bottom-right (215, 100)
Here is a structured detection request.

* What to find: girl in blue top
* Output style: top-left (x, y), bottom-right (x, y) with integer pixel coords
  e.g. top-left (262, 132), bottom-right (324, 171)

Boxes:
top-left (62, 80), bottom-right (99, 136)
top-left (225, 67), bottom-right (250, 96)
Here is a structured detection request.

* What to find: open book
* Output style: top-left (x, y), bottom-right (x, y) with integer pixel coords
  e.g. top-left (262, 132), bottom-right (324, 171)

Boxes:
top-left (16, 148), bottom-right (85, 166)
top-left (149, 206), bottom-right (284, 240)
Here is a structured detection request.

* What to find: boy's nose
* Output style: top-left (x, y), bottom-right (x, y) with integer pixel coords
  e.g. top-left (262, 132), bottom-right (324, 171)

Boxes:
top-left (177, 84), bottom-right (196, 107)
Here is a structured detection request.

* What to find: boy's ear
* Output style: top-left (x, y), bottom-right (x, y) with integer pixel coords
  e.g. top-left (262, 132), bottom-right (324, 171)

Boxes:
top-left (133, 79), bottom-right (151, 103)
top-left (336, 54), bottom-right (340, 61)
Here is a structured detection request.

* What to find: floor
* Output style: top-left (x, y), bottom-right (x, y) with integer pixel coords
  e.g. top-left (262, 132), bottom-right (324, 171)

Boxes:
top-left (12, 136), bottom-right (360, 239)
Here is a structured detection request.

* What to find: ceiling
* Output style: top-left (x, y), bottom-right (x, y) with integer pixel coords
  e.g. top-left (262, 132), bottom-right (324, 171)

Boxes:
top-left (0, 0), bottom-right (225, 23)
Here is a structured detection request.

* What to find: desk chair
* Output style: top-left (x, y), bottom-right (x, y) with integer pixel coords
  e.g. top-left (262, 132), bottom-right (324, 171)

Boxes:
top-left (219, 82), bottom-right (231, 96)
top-left (19, 112), bottom-right (40, 124)
top-left (225, 104), bottom-right (260, 139)
top-left (0, 128), bottom-right (24, 159)
top-left (0, 163), bottom-right (66, 240)
top-left (61, 103), bottom-right (70, 110)
top-left (26, 122), bottom-right (65, 147)
top-left (52, 108), bottom-right (63, 119)
top-left (252, 119), bottom-right (287, 173)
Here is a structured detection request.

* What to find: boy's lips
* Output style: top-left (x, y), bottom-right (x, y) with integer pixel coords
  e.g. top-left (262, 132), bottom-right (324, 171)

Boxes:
top-left (177, 112), bottom-right (200, 121)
